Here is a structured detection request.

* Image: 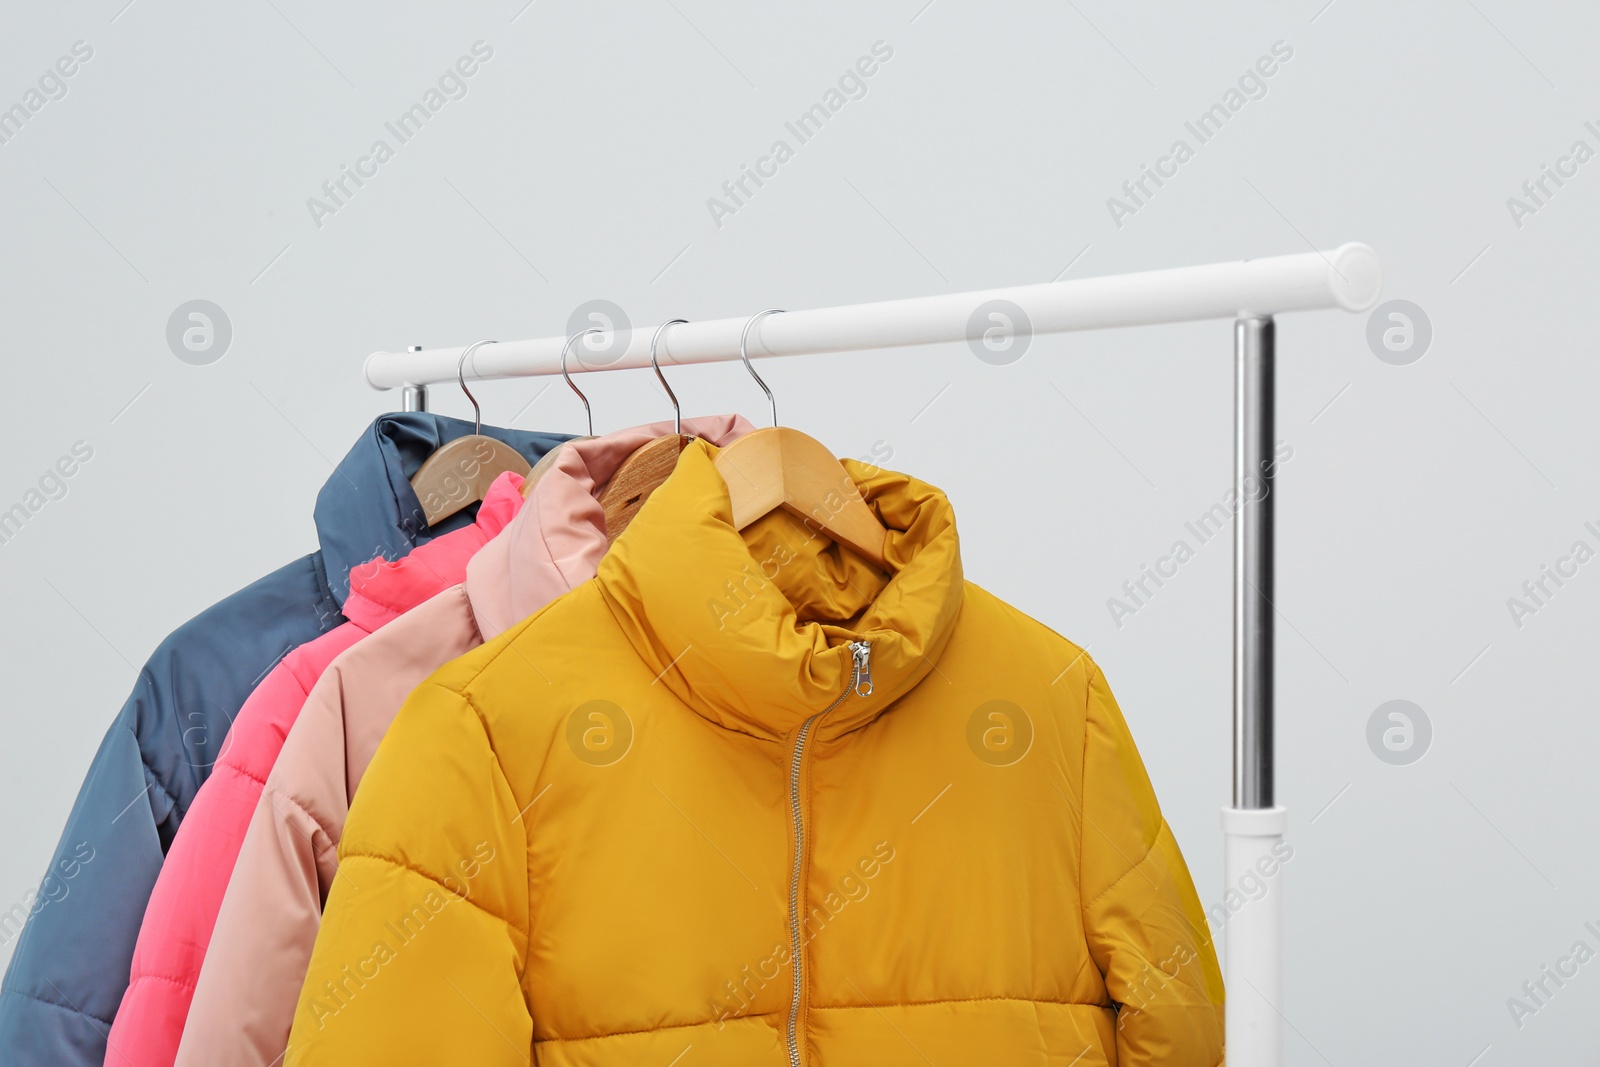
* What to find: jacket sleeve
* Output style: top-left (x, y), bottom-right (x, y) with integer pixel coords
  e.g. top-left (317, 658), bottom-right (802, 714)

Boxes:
top-left (0, 718), bottom-right (164, 1064)
top-left (1078, 661), bottom-right (1225, 1064)
top-left (175, 668), bottom-right (350, 1067)
top-left (285, 683), bottom-right (530, 1066)
top-left (0, 552), bottom-right (335, 1067)
top-left (105, 660), bottom-right (314, 1067)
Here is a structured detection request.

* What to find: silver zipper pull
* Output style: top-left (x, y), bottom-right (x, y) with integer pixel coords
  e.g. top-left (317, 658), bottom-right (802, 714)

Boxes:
top-left (850, 640), bottom-right (874, 697)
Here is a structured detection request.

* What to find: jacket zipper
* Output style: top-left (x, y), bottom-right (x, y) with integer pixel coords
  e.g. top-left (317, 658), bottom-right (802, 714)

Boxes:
top-left (785, 639), bottom-right (873, 1067)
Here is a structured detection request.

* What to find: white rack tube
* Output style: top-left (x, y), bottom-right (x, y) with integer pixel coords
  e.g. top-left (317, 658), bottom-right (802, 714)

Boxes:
top-left (363, 244), bottom-right (1380, 387)
top-left (1228, 315), bottom-right (1289, 1064)
top-left (363, 243), bottom-right (1382, 1067)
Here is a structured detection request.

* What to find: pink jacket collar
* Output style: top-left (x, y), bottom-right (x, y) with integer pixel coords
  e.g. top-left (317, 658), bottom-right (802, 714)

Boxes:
top-left (342, 472), bottom-right (525, 630)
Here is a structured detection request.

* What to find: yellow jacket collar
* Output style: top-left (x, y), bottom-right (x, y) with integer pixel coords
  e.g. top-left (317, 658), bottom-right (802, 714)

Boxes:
top-left (595, 439), bottom-right (964, 741)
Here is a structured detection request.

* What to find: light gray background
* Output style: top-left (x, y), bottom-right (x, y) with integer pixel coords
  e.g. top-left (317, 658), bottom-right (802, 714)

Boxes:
top-left (2, 0), bottom-right (1595, 1061)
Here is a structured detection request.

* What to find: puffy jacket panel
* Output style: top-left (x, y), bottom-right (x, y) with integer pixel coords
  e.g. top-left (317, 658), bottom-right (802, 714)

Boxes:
top-left (286, 443), bottom-right (1223, 1066)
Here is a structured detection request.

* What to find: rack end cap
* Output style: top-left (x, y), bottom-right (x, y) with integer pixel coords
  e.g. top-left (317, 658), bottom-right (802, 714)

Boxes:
top-left (362, 350), bottom-right (392, 392)
top-left (1328, 242), bottom-right (1383, 313)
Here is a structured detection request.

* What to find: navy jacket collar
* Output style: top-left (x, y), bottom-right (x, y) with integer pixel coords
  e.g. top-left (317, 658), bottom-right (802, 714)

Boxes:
top-left (315, 413), bottom-right (569, 606)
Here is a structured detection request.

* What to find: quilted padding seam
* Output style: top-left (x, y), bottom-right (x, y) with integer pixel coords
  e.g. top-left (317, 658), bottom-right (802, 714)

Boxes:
top-left (216, 756), bottom-right (268, 789)
top-left (1082, 818), bottom-right (1169, 914)
top-left (810, 993), bottom-right (1112, 1012)
top-left (454, 685), bottom-right (536, 951)
top-left (123, 971), bottom-right (196, 992)
top-left (279, 652), bottom-right (321, 702)
top-left (260, 781), bottom-right (338, 851)
top-left (528, 997), bottom-right (1117, 1048)
top-left (0, 985), bottom-right (114, 1026)
top-left (457, 587), bottom-right (598, 692)
top-left (533, 1011), bottom-right (780, 1045)
top-left (338, 849), bottom-right (529, 943)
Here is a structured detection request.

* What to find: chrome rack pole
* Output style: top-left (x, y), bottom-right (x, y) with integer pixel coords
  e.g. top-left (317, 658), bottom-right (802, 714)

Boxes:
top-left (1235, 315), bottom-right (1275, 810)
top-left (1225, 315), bottom-right (1286, 1067)
top-left (401, 346), bottom-right (429, 411)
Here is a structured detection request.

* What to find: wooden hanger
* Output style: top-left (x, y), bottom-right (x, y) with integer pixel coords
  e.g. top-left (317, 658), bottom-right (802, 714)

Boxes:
top-left (597, 319), bottom-right (692, 542)
top-left (598, 434), bottom-right (688, 540)
top-left (716, 427), bottom-right (888, 568)
top-left (712, 310), bottom-right (889, 569)
top-left (410, 340), bottom-right (531, 525)
top-left (522, 442), bottom-right (576, 496)
top-left (521, 328), bottom-right (604, 499)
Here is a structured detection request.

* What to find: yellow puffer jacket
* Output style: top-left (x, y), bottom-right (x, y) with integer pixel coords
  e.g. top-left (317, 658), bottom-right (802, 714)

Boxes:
top-left (286, 441), bottom-right (1224, 1066)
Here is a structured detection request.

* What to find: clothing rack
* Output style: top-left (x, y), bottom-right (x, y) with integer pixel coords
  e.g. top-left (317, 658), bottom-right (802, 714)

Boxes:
top-left (363, 242), bottom-right (1383, 1067)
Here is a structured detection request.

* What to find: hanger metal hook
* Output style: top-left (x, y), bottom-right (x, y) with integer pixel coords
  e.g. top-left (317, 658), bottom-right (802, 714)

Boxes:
top-left (456, 339), bottom-right (496, 436)
top-left (739, 308), bottom-right (786, 428)
top-left (650, 318), bottom-right (689, 435)
top-left (560, 329), bottom-right (600, 437)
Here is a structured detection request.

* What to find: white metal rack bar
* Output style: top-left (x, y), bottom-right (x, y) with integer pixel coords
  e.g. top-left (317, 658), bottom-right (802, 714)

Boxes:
top-left (364, 243), bottom-right (1383, 1067)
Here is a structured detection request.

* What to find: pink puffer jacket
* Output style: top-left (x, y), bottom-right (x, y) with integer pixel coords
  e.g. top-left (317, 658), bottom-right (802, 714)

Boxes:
top-left (172, 416), bottom-right (752, 1067)
top-left (105, 473), bottom-right (529, 1067)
